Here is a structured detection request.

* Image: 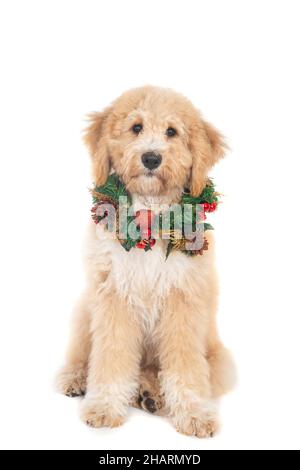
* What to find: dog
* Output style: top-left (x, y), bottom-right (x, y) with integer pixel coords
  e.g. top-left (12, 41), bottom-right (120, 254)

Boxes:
top-left (56, 86), bottom-right (235, 438)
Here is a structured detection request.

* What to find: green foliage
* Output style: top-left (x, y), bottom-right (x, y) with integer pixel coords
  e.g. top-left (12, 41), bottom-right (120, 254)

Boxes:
top-left (181, 179), bottom-right (216, 203)
top-left (204, 222), bottom-right (214, 231)
top-left (198, 179), bottom-right (218, 203)
top-left (93, 174), bottom-right (131, 204)
top-left (91, 174), bottom-right (219, 258)
top-left (165, 241), bottom-right (174, 259)
top-left (121, 238), bottom-right (139, 252)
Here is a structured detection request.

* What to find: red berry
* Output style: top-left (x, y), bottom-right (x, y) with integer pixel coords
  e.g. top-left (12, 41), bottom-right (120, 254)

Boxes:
top-left (203, 202), bottom-right (210, 212)
top-left (136, 238), bottom-right (156, 249)
top-left (209, 202), bottom-right (217, 212)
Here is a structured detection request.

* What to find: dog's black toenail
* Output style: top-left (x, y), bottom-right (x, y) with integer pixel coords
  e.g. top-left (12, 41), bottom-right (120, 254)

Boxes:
top-left (66, 390), bottom-right (84, 398)
top-left (143, 390), bottom-right (150, 398)
top-left (144, 397), bottom-right (157, 413)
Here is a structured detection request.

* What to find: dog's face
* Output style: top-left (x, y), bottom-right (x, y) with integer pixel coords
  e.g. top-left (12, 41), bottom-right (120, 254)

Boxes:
top-left (84, 86), bottom-right (226, 197)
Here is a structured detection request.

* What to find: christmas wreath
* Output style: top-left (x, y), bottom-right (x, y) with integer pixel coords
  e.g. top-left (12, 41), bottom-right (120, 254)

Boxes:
top-left (90, 174), bottom-right (220, 259)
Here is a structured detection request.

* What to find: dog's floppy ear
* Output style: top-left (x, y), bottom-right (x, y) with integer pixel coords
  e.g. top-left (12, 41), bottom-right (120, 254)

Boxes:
top-left (189, 118), bottom-right (227, 196)
top-left (83, 107), bottom-right (112, 186)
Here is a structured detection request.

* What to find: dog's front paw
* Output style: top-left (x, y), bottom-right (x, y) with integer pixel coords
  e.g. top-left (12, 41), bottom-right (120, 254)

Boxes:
top-left (56, 364), bottom-right (87, 397)
top-left (80, 399), bottom-right (124, 428)
top-left (174, 415), bottom-right (218, 438)
top-left (171, 400), bottom-right (219, 439)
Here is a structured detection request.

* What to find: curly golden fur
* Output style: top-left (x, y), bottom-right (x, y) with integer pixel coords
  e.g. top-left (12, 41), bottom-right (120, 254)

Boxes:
top-left (56, 86), bottom-right (235, 438)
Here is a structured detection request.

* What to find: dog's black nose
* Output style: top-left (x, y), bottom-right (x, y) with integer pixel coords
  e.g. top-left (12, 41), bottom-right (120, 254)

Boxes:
top-left (141, 152), bottom-right (162, 170)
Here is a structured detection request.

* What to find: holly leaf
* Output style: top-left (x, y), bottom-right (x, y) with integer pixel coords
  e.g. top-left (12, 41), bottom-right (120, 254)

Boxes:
top-left (94, 174), bottom-right (131, 203)
top-left (204, 223), bottom-right (214, 231)
top-left (120, 238), bottom-right (137, 251)
top-left (165, 241), bottom-right (174, 260)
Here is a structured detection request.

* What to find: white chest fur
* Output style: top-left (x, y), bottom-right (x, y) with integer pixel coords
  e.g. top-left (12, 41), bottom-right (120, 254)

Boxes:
top-left (85, 223), bottom-right (192, 331)
top-left (110, 238), bottom-right (190, 298)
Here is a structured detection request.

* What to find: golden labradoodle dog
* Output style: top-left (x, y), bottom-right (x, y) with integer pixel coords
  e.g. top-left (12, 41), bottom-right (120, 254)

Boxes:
top-left (56, 86), bottom-right (235, 438)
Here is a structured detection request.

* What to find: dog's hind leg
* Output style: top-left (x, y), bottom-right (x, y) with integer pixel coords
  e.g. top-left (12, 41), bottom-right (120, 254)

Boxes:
top-left (56, 291), bottom-right (91, 397)
top-left (207, 341), bottom-right (236, 398)
top-left (206, 285), bottom-right (236, 398)
top-left (132, 366), bottom-right (165, 415)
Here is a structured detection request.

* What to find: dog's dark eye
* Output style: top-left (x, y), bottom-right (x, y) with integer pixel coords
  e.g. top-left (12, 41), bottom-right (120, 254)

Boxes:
top-left (132, 123), bottom-right (143, 134)
top-left (166, 127), bottom-right (177, 137)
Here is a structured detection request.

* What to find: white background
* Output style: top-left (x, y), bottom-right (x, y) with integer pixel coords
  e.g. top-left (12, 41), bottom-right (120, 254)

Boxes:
top-left (0, 0), bottom-right (300, 450)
